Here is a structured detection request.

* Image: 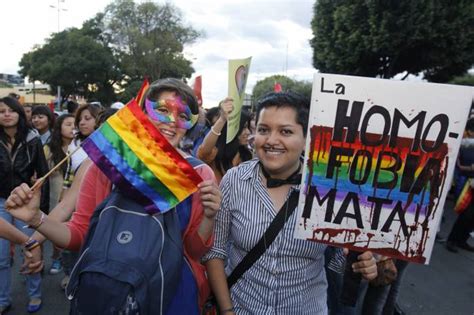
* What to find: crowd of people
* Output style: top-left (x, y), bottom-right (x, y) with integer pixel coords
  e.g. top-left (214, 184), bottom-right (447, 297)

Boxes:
top-left (0, 81), bottom-right (472, 314)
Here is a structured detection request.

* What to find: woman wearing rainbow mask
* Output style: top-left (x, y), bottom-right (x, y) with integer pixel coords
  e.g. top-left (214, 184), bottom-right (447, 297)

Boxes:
top-left (6, 78), bottom-right (222, 314)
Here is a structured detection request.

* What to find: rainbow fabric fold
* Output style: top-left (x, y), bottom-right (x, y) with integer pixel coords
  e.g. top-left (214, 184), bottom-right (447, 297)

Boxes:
top-left (82, 98), bottom-right (202, 214)
top-left (136, 78), bottom-right (150, 106)
top-left (454, 179), bottom-right (472, 214)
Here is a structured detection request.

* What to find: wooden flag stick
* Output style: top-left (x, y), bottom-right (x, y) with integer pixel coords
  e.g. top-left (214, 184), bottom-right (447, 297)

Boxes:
top-left (31, 145), bottom-right (82, 191)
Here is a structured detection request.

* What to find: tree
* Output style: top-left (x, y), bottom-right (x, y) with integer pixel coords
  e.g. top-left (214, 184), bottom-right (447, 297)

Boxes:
top-left (450, 73), bottom-right (474, 86)
top-left (311, 0), bottom-right (474, 82)
top-left (19, 27), bottom-right (120, 104)
top-left (252, 75), bottom-right (312, 103)
top-left (101, 0), bottom-right (200, 82)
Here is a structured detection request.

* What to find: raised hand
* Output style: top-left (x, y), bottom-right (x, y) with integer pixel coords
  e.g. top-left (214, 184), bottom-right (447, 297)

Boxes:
top-left (219, 97), bottom-right (234, 121)
top-left (5, 183), bottom-right (41, 224)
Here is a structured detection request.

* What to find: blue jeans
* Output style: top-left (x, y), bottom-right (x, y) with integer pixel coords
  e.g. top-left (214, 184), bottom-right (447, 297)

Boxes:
top-left (0, 198), bottom-right (42, 307)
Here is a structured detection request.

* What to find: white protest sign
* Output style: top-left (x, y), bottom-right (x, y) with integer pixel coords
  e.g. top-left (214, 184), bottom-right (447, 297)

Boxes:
top-left (295, 73), bottom-right (473, 264)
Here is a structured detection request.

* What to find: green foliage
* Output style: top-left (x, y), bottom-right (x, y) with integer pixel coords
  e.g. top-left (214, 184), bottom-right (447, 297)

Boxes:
top-left (18, 0), bottom-right (199, 104)
top-left (311, 0), bottom-right (474, 82)
top-left (450, 73), bottom-right (474, 86)
top-left (252, 75), bottom-right (312, 103)
top-left (102, 0), bottom-right (199, 82)
top-left (116, 79), bottom-right (144, 103)
top-left (19, 27), bottom-right (120, 104)
top-left (0, 82), bottom-right (13, 88)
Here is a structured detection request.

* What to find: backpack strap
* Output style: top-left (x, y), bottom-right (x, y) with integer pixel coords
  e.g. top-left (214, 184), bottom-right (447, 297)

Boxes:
top-left (226, 190), bottom-right (300, 288)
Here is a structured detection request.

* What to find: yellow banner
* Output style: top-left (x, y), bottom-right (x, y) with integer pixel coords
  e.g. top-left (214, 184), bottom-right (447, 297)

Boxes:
top-left (227, 57), bottom-right (252, 143)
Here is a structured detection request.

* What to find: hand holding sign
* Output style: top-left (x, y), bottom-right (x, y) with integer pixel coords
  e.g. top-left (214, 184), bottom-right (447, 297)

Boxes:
top-left (219, 97), bottom-right (234, 121)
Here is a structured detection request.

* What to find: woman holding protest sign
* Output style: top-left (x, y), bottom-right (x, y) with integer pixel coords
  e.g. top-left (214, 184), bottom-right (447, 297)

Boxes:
top-left (5, 78), bottom-right (222, 314)
top-left (204, 91), bottom-right (377, 314)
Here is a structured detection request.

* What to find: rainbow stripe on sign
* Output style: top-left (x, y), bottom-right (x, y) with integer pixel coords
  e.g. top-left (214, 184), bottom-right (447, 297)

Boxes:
top-left (82, 98), bottom-right (202, 214)
top-left (306, 125), bottom-right (448, 211)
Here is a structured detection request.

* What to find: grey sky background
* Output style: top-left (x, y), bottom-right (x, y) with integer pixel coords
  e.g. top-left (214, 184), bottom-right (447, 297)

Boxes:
top-left (1, 0), bottom-right (316, 106)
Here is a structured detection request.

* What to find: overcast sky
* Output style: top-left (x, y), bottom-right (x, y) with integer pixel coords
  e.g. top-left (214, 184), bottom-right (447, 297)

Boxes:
top-left (0, 0), bottom-right (316, 106)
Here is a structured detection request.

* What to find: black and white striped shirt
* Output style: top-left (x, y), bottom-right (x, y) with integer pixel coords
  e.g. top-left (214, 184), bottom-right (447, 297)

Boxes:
top-left (204, 159), bottom-right (331, 314)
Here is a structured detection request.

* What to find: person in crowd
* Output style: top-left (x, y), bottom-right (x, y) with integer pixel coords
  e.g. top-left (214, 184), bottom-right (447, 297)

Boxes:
top-left (0, 96), bottom-right (49, 313)
top-left (197, 98), bottom-right (253, 183)
top-left (31, 106), bottom-right (54, 145)
top-left (43, 114), bottom-right (75, 275)
top-left (66, 100), bottom-right (79, 116)
top-left (181, 106), bottom-right (209, 156)
top-left (17, 159), bottom-right (92, 278)
top-left (0, 218), bottom-right (42, 274)
top-left (247, 111), bottom-right (256, 152)
top-left (361, 259), bottom-right (408, 315)
top-left (446, 118), bottom-right (474, 253)
top-left (6, 78), bottom-right (221, 314)
top-left (205, 106), bottom-right (221, 128)
top-left (44, 114), bottom-right (75, 207)
top-left (23, 104), bottom-right (33, 124)
top-left (204, 92), bottom-right (377, 314)
top-left (65, 104), bottom-right (100, 180)
top-left (57, 108), bottom-right (117, 289)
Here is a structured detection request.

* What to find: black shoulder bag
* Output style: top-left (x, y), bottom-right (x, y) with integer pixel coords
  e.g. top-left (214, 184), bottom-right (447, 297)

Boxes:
top-left (203, 190), bottom-right (300, 314)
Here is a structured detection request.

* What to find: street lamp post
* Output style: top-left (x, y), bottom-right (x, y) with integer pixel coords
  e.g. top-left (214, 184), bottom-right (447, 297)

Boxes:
top-left (49, 0), bottom-right (67, 110)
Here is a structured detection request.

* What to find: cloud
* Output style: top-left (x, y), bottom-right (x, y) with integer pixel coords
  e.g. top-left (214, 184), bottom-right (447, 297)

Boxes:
top-left (179, 0), bottom-right (316, 105)
top-left (1, 0), bottom-right (317, 106)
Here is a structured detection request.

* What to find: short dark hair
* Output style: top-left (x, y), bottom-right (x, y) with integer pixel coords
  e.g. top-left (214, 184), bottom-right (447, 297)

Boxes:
top-left (32, 105), bottom-right (54, 129)
top-left (146, 78), bottom-right (199, 116)
top-left (255, 91), bottom-right (310, 136)
top-left (205, 107), bottom-right (220, 128)
top-left (66, 100), bottom-right (79, 114)
top-left (96, 108), bottom-right (118, 128)
top-left (466, 118), bottom-right (474, 132)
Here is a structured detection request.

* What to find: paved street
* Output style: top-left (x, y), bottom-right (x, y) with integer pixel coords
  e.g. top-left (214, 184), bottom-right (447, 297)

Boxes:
top-left (11, 241), bottom-right (68, 315)
top-left (398, 198), bottom-right (474, 315)
top-left (9, 199), bottom-right (474, 314)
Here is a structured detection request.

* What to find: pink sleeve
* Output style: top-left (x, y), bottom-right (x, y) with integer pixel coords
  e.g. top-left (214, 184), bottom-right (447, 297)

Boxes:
top-left (66, 164), bottom-right (112, 251)
top-left (183, 164), bottom-right (217, 260)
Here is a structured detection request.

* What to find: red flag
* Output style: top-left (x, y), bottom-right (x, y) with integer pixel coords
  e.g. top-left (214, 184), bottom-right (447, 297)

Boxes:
top-left (48, 101), bottom-right (55, 113)
top-left (274, 82), bottom-right (282, 93)
top-left (136, 78), bottom-right (150, 106)
top-left (193, 76), bottom-right (203, 107)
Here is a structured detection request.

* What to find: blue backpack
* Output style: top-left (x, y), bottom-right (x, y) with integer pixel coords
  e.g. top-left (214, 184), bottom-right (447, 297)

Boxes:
top-left (67, 157), bottom-right (204, 315)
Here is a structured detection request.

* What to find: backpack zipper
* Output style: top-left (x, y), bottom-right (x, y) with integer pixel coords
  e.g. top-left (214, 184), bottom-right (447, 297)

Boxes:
top-left (66, 247), bottom-right (90, 300)
top-left (151, 214), bottom-right (165, 315)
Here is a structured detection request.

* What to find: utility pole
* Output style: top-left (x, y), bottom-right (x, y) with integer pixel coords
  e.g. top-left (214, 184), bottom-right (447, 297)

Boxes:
top-left (50, 0), bottom-right (67, 110)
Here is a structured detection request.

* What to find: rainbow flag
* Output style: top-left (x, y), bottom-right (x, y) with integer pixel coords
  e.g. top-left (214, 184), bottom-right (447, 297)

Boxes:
top-left (82, 98), bottom-right (202, 214)
top-left (136, 78), bottom-right (150, 106)
top-left (454, 179), bottom-right (472, 214)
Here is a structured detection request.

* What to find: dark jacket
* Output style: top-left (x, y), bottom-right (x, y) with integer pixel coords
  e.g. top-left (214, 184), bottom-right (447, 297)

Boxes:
top-left (458, 141), bottom-right (474, 178)
top-left (0, 130), bottom-right (50, 213)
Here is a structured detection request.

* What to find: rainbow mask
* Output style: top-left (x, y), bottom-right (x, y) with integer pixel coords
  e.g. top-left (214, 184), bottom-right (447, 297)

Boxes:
top-left (145, 97), bottom-right (198, 130)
